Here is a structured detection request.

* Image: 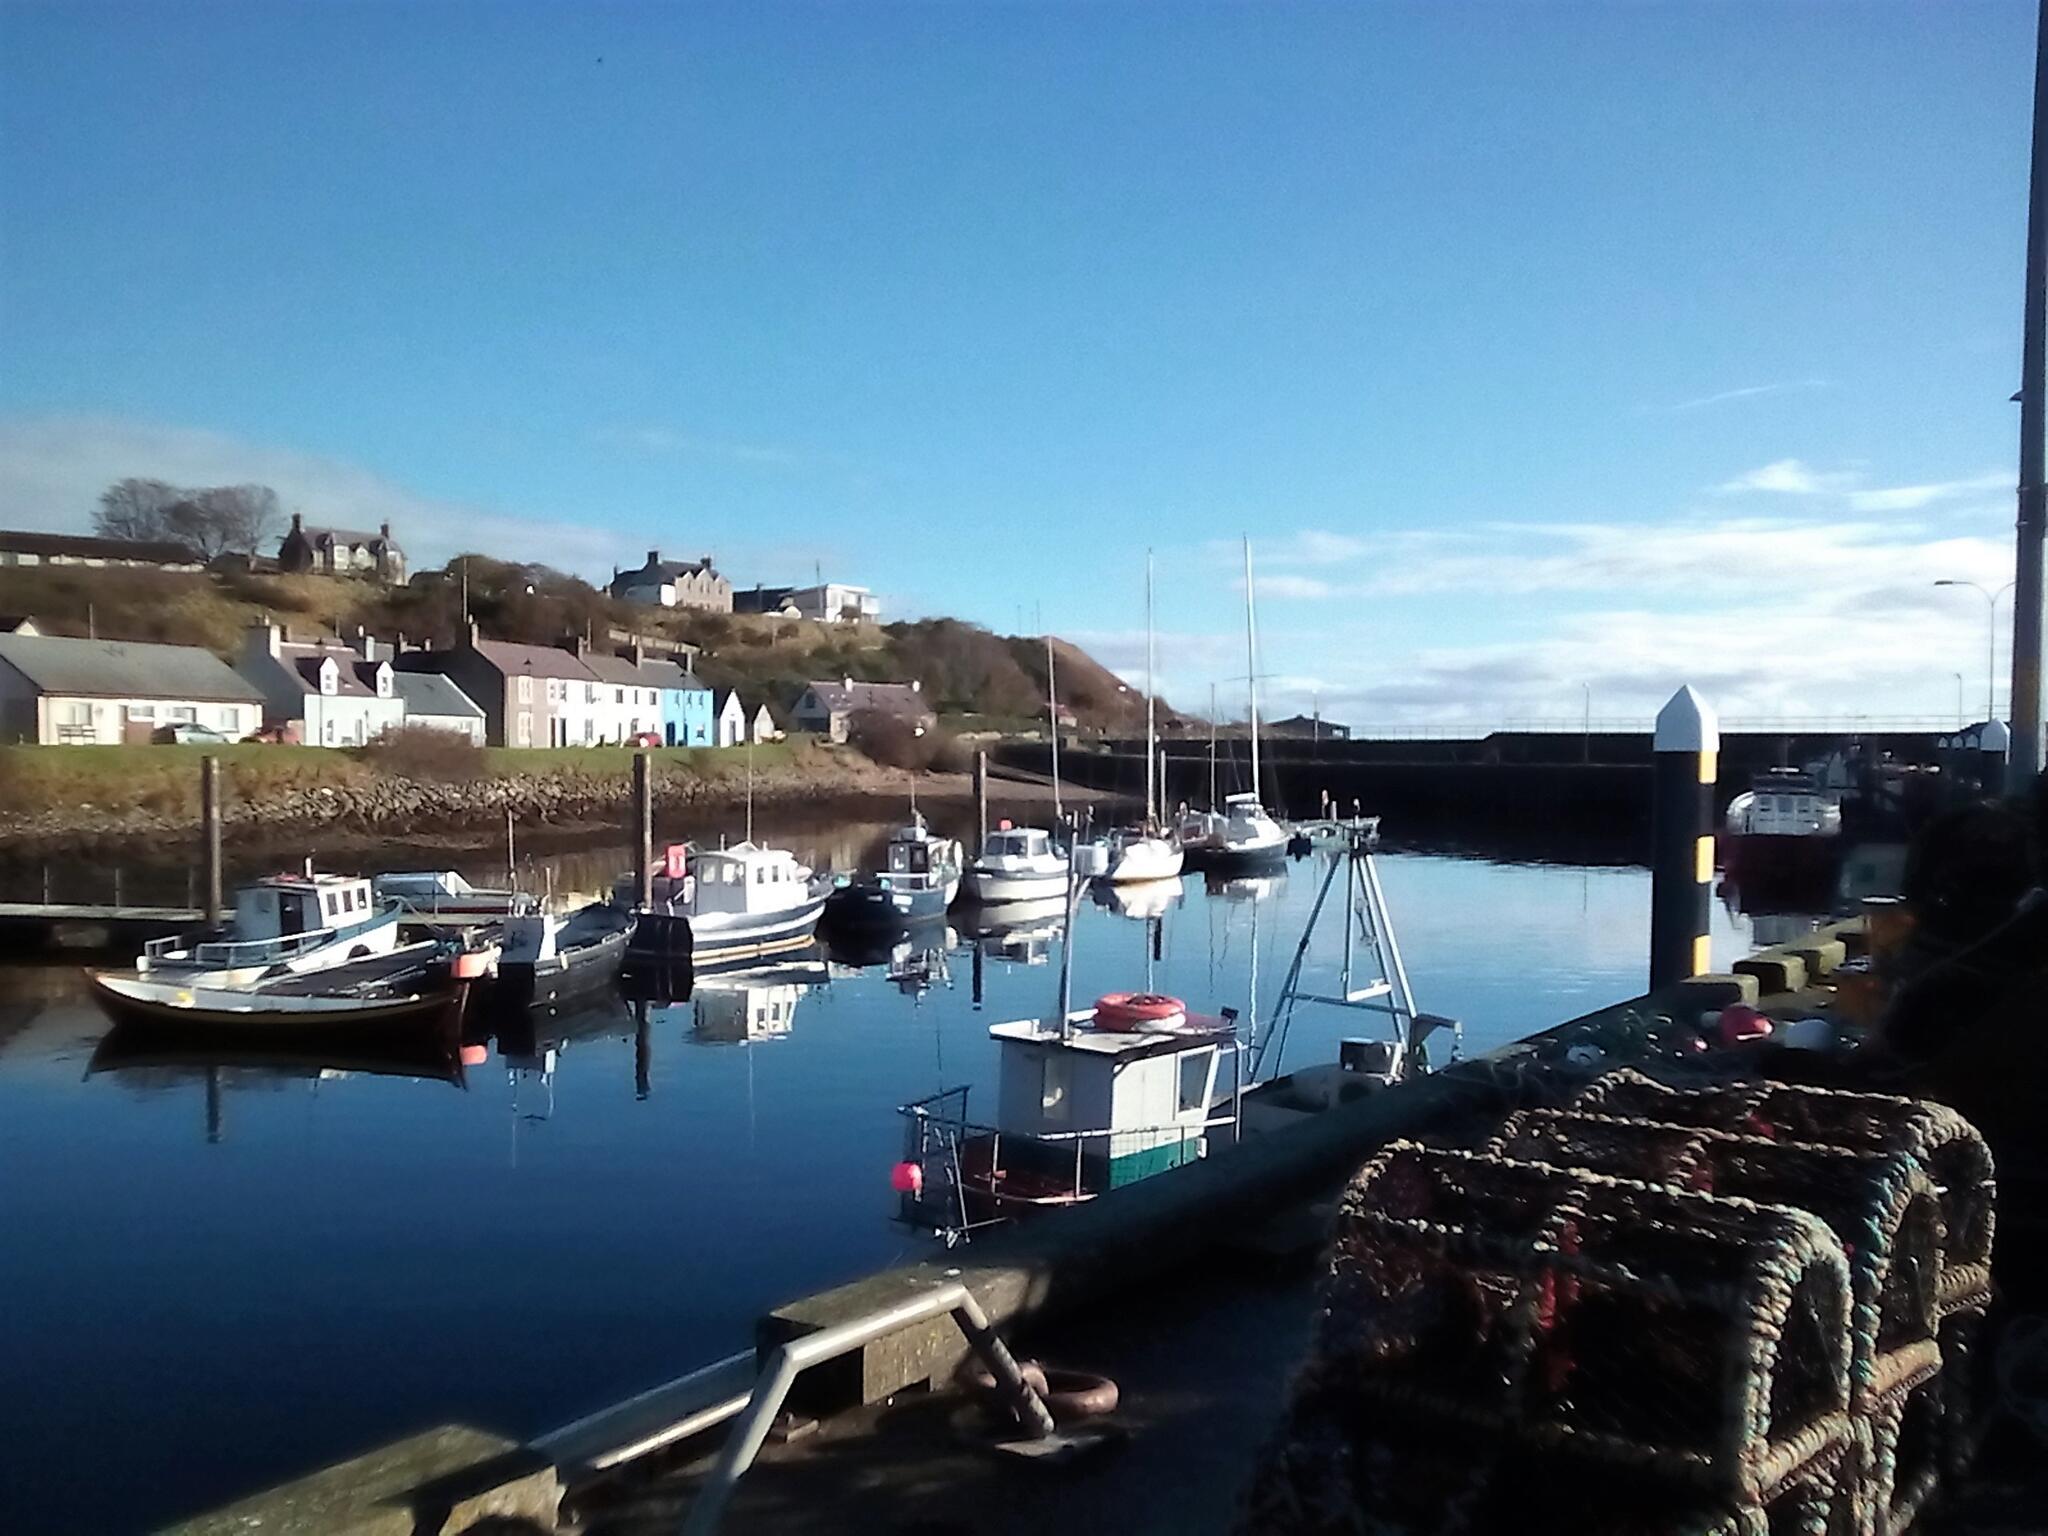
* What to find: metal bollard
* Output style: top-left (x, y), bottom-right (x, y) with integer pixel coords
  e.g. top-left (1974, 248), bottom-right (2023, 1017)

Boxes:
top-left (1650, 686), bottom-right (1718, 989)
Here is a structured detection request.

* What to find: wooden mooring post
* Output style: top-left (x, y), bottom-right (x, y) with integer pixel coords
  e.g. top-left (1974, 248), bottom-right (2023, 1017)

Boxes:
top-left (974, 750), bottom-right (989, 847)
top-left (201, 754), bottom-right (223, 926)
top-left (634, 751), bottom-right (654, 908)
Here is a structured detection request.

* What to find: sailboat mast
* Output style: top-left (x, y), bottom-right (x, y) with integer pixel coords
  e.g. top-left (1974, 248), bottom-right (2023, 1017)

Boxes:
top-left (1243, 536), bottom-right (1261, 803)
top-left (1208, 682), bottom-right (1218, 809)
top-left (1046, 631), bottom-right (1063, 826)
top-left (1145, 550), bottom-right (1157, 826)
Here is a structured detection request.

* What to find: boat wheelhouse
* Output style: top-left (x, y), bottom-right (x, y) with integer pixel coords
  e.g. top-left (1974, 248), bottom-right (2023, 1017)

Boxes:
top-left (959, 825), bottom-right (1069, 903)
top-left (1722, 767), bottom-right (1844, 893)
top-left (371, 870), bottom-right (536, 925)
top-left (137, 873), bottom-right (403, 988)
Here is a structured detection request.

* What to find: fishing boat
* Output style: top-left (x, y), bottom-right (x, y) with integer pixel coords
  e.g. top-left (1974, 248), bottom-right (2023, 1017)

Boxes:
top-left (623, 841), bottom-right (831, 967)
top-left (823, 816), bottom-right (963, 933)
top-left (371, 870), bottom-right (536, 925)
top-left (493, 900), bottom-right (635, 1009)
top-left (88, 971), bottom-right (463, 1033)
top-left (1721, 767), bottom-right (1843, 896)
top-left (959, 824), bottom-right (1069, 902)
top-left (134, 872), bottom-right (404, 988)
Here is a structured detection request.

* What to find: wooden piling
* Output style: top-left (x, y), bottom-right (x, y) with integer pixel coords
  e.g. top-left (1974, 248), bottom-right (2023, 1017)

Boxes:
top-left (1650, 686), bottom-right (1717, 989)
top-left (201, 755), bottom-right (223, 926)
top-left (974, 750), bottom-right (989, 846)
top-left (634, 751), bottom-right (654, 908)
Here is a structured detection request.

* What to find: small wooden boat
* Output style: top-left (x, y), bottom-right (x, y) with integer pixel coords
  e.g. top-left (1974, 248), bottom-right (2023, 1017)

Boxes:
top-left (137, 871), bottom-right (404, 987)
top-left (88, 971), bottom-right (462, 1032)
top-left (493, 900), bottom-right (635, 1009)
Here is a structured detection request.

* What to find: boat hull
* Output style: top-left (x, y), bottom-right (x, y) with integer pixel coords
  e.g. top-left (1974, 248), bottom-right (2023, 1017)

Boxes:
top-left (824, 882), bottom-right (950, 932)
top-left (959, 868), bottom-right (1069, 903)
top-left (88, 971), bottom-right (462, 1034)
top-left (1102, 840), bottom-right (1184, 884)
top-left (626, 892), bottom-right (828, 968)
top-left (1187, 837), bottom-right (1288, 875)
top-left (493, 927), bottom-right (632, 1011)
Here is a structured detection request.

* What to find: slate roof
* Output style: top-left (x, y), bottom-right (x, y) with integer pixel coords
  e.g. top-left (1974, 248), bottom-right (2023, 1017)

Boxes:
top-left (392, 671), bottom-right (483, 719)
top-left (303, 525), bottom-right (396, 550)
top-left (0, 634), bottom-right (262, 702)
top-left (800, 679), bottom-right (929, 719)
top-left (0, 530), bottom-right (200, 564)
top-left (470, 638), bottom-right (599, 682)
top-left (639, 658), bottom-right (707, 693)
top-left (278, 643), bottom-right (382, 698)
top-left (581, 650), bottom-right (668, 688)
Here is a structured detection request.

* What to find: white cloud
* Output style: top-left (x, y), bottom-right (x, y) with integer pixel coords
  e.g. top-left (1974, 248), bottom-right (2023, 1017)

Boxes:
top-left (1250, 573), bottom-right (1334, 600)
top-left (592, 425), bottom-right (805, 467)
top-left (1665, 379), bottom-right (1831, 413)
top-left (1847, 471), bottom-right (2008, 513)
top-left (1716, 458), bottom-right (1854, 496)
top-left (0, 414), bottom-right (628, 577)
top-left (1205, 529), bottom-right (1368, 568)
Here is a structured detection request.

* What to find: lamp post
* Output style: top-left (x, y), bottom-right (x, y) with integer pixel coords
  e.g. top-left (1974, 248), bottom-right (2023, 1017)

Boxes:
top-left (1933, 579), bottom-right (2016, 722)
top-left (1954, 671), bottom-right (1966, 729)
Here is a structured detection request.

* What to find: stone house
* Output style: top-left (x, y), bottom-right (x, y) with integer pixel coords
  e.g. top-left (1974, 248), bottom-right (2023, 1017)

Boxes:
top-left (277, 514), bottom-right (406, 583)
top-left (608, 551), bottom-right (733, 613)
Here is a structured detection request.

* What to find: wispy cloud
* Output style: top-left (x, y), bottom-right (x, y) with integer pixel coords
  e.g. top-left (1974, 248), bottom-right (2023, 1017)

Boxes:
top-left (1663, 379), bottom-right (1831, 413)
top-left (1716, 457), bottom-right (2008, 515)
top-left (1205, 529), bottom-right (1368, 568)
top-left (1715, 458), bottom-right (1856, 496)
top-left (0, 414), bottom-right (629, 576)
top-left (1246, 573), bottom-right (1335, 600)
top-left (592, 425), bottom-right (807, 467)
top-left (1847, 471), bottom-right (2007, 513)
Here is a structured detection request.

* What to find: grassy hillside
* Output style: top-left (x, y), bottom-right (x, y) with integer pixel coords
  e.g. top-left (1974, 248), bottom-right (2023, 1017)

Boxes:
top-left (0, 559), bottom-right (1172, 732)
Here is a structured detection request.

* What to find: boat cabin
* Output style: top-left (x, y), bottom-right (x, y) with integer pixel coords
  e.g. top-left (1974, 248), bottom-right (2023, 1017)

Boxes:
top-left (678, 842), bottom-right (812, 915)
top-left (987, 1013), bottom-right (1232, 1192)
top-left (886, 822), bottom-right (959, 883)
top-left (233, 873), bottom-right (378, 941)
top-left (979, 828), bottom-right (1054, 863)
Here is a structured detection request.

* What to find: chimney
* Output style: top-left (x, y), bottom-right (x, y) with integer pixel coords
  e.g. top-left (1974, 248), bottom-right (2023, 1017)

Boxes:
top-left (379, 521), bottom-right (391, 540)
top-left (289, 512), bottom-right (303, 533)
top-left (843, 675), bottom-right (853, 690)
top-left (465, 619), bottom-right (479, 648)
top-left (702, 554), bottom-right (714, 569)
top-left (246, 620), bottom-right (283, 660)
top-left (361, 635), bottom-right (379, 663)
top-left (629, 642), bottom-right (645, 665)
top-left (396, 630), bottom-right (407, 653)
top-left (647, 549), bottom-right (660, 567)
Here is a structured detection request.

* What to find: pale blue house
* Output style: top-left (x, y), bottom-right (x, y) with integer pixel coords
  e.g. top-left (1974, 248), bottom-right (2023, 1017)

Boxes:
top-left (646, 659), bottom-right (714, 747)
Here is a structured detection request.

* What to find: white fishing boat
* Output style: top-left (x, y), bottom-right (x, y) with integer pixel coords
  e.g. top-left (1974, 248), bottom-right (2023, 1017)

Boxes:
top-left (135, 872), bottom-right (404, 988)
top-left (88, 971), bottom-right (459, 1033)
top-left (960, 824), bottom-right (1069, 903)
top-left (624, 841), bottom-right (831, 966)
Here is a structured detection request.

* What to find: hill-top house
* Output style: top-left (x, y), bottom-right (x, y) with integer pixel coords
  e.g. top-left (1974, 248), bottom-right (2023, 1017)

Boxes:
top-left (733, 581), bottom-right (880, 625)
top-left (277, 515), bottom-right (406, 583)
top-left (608, 551), bottom-right (734, 613)
top-left (0, 632), bottom-right (262, 744)
top-left (790, 677), bottom-right (933, 744)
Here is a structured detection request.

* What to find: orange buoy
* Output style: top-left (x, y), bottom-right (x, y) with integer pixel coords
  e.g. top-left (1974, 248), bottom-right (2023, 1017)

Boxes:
top-left (1093, 992), bottom-right (1187, 1031)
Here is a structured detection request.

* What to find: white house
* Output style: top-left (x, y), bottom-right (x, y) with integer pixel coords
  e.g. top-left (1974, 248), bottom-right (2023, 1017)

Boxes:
top-left (580, 647), bottom-right (668, 743)
top-left (749, 703), bottom-right (778, 744)
top-left (0, 633), bottom-right (263, 745)
top-left (237, 623), bottom-right (403, 747)
top-left (391, 671), bottom-right (486, 745)
top-left (733, 582), bottom-right (880, 625)
top-left (714, 689), bottom-right (748, 748)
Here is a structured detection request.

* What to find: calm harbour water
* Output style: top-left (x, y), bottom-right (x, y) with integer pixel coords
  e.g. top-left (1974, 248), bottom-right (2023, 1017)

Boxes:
top-left (0, 822), bottom-right (1777, 1533)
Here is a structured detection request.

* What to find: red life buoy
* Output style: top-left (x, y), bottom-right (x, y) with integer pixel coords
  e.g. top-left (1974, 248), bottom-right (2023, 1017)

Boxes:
top-left (1093, 992), bottom-right (1187, 1031)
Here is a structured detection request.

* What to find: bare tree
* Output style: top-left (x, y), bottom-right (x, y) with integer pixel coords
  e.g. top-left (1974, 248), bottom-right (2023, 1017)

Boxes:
top-left (92, 478), bottom-right (182, 543)
top-left (91, 478), bottom-right (282, 560)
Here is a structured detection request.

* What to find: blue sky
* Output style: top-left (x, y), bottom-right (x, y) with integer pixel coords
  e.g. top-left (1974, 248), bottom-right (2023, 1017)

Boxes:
top-left (0, 1), bottom-right (2037, 726)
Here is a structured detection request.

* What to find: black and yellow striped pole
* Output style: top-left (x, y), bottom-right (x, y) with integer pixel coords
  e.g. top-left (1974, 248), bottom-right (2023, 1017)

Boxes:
top-left (1650, 686), bottom-right (1718, 989)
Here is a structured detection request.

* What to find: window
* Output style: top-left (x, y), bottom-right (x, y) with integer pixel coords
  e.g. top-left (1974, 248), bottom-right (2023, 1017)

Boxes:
top-left (547, 678), bottom-right (560, 702)
top-left (167, 705), bottom-right (196, 722)
top-left (126, 703), bottom-right (155, 722)
top-left (615, 687), bottom-right (625, 704)
top-left (323, 718), bottom-right (337, 745)
top-left (324, 893), bottom-right (340, 917)
top-left (518, 675), bottom-right (533, 704)
top-left (320, 662), bottom-right (337, 696)
top-left (516, 712), bottom-right (532, 746)
top-left (1177, 1049), bottom-right (1215, 1114)
top-left (1040, 1055), bottom-right (1071, 1124)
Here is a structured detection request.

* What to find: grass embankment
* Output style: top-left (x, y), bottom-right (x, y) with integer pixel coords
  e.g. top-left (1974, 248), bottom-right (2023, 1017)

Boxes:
top-left (0, 739), bottom-right (813, 821)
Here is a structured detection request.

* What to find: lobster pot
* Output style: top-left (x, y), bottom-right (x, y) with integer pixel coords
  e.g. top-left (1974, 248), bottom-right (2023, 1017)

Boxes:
top-left (1574, 1071), bottom-right (1994, 1314)
top-left (1235, 1391), bottom-right (1848, 1536)
top-left (1858, 1372), bottom-right (1945, 1536)
top-left (1490, 1109), bottom-right (1943, 1407)
top-left (1934, 1307), bottom-right (1990, 1486)
top-left (1324, 1144), bottom-right (1852, 1501)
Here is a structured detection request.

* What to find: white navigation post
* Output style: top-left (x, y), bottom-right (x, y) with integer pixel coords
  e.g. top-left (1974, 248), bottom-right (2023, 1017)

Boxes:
top-left (1650, 686), bottom-right (1720, 989)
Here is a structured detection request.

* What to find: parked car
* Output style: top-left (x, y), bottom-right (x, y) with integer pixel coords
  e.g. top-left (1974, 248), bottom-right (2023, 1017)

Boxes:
top-left (153, 723), bottom-right (234, 745)
top-left (629, 732), bottom-right (663, 748)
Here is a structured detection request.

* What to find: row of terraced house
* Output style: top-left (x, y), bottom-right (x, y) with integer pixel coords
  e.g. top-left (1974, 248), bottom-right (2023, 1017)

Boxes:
top-left (0, 619), bottom-right (778, 749)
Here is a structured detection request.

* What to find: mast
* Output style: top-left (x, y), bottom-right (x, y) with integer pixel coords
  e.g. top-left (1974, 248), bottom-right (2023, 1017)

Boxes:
top-left (2015, 0), bottom-right (2048, 777)
top-left (1208, 682), bottom-right (1218, 809)
top-left (1243, 536), bottom-right (1262, 803)
top-left (1046, 631), bottom-right (1063, 826)
top-left (1145, 550), bottom-right (1157, 826)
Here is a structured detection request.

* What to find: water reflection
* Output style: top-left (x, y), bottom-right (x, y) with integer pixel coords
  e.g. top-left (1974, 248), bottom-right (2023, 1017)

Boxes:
top-left (689, 960), bottom-right (830, 1043)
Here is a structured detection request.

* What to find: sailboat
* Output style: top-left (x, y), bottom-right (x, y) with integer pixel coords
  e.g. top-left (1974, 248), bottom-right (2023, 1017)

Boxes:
top-left (1197, 538), bottom-right (1288, 873)
top-left (961, 628), bottom-right (1071, 903)
top-left (1099, 551), bottom-right (1185, 885)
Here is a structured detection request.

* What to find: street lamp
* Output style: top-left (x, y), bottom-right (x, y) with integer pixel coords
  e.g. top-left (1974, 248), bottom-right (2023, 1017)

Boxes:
top-left (1933, 579), bottom-right (2017, 722)
top-left (1954, 671), bottom-right (1965, 729)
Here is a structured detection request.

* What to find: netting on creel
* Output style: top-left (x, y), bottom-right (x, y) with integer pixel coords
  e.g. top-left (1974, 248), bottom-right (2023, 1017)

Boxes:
top-left (1487, 1108), bottom-right (1942, 1408)
top-left (1234, 1392), bottom-right (1850, 1536)
top-left (1312, 1143), bottom-right (1852, 1502)
top-left (1571, 1071), bottom-right (1994, 1314)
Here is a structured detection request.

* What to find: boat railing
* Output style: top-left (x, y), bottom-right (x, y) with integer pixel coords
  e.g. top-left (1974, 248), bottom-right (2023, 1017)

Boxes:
top-left (145, 923), bottom-right (342, 966)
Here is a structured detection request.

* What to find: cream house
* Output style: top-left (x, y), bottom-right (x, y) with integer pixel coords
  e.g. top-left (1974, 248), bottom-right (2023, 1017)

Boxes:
top-left (0, 633), bottom-right (262, 744)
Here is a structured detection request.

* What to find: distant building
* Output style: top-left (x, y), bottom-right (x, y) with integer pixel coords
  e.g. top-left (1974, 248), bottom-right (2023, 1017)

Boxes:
top-left (609, 551), bottom-right (733, 613)
top-left (391, 671), bottom-right (485, 746)
top-left (1268, 713), bottom-right (1350, 741)
top-left (733, 582), bottom-right (880, 625)
top-left (714, 689), bottom-right (748, 748)
top-left (643, 656), bottom-right (714, 748)
top-left (579, 645), bottom-right (669, 743)
top-left (0, 632), bottom-right (262, 745)
top-left (237, 623), bottom-right (403, 748)
top-left (0, 616), bottom-right (39, 636)
top-left (749, 703), bottom-right (778, 744)
top-left (790, 677), bottom-right (933, 744)
top-left (277, 514), bottom-right (406, 583)
top-left (0, 529), bottom-right (203, 572)
top-left (396, 625), bottom-right (598, 748)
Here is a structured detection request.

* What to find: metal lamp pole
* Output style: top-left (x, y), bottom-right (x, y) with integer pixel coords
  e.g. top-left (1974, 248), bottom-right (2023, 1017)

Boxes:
top-left (2013, 0), bottom-right (2048, 776)
top-left (1933, 579), bottom-right (2015, 722)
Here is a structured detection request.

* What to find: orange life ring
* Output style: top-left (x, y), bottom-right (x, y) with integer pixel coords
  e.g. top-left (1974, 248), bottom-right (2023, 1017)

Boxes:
top-left (1093, 992), bottom-right (1187, 1031)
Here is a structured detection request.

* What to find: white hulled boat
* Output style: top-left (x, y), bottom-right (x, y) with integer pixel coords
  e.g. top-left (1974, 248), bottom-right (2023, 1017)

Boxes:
top-left (1207, 538), bottom-right (1288, 874)
top-left (960, 824), bottom-right (1069, 903)
top-left (624, 842), bottom-right (830, 966)
top-left (1098, 551), bottom-right (1186, 885)
top-left (136, 872), bottom-right (404, 989)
